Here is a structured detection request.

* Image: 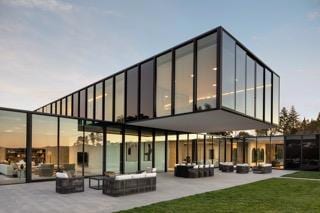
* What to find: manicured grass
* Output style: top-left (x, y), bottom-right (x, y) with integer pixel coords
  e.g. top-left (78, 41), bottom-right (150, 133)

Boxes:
top-left (119, 178), bottom-right (320, 213)
top-left (282, 171), bottom-right (320, 179)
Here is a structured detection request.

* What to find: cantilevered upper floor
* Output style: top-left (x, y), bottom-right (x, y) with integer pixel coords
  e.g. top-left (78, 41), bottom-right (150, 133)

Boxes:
top-left (35, 26), bottom-right (280, 133)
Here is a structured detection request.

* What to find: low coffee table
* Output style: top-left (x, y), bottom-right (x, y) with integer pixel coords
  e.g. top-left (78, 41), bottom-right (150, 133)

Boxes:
top-left (89, 176), bottom-right (104, 190)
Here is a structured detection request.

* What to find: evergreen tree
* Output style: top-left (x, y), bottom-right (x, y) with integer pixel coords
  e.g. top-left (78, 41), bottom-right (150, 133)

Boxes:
top-left (278, 107), bottom-right (289, 134)
top-left (288, 106), bottom-right (300, 134)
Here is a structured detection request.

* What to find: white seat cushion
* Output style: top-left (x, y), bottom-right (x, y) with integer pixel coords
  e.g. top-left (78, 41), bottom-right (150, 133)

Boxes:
top-left (146, 173), bottom-right (156, 177)
top-left (56, 172), bottom-right (68, 178)
top-left (115, 174), bottom-right (132, 180)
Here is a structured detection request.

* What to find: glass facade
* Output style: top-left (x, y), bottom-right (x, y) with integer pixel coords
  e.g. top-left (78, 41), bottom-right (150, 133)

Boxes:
top-left (115, 73), bottom-right (125, 123)
top-left (79, 89), bottom-right (86, 118)
top-left (175, 43), bottom-right (194, 114)
top-left (140, 130), bottom-right (153, 170)
top-left (235, 45), bottom-right (246, 114)
top-left (124, 129), bottom-right (138, 173)
top-left (0, 110), bottom-right (26, 184)
top-left (273, 74), bottom-right (280, 124)
top-left (126, 67), bottom-right (139, 121)
top-left (95, 82), bottom-right (103, 120)
top-left (104, 78), bottom-right (113, 121)
top-left (67, 96), bottom-right (72, 117)
top-left (140, 60), bottom-right (154, 119)
top-left (155, 132), bottom-right (165, 172)
top-left (31, 114), bottom-right (58, 180)
top-left (246, 56), bottom-right (255, 117)
top-left (256, 64), bottom-right (264, 120)
top-left (87, 86), bottom-right (94, 119)
top-left (106, 127), bottom-right (121, 173)
top-left (197, 33), bottom-right (217, 110)
top-left (265, 69), bottom-right (272, 122)
top-left (61, 98), bottom-right (66, 116)
top-left (72, 92), bottom-right (78, 117)
top-left (57, 100), bottom-right (61, 115)
top-left (167, 133), bottom-right (177, 171)
top-left (156, 52), bottom-right (172, 117)
top-left (222, 32), bottom-right (236, 109)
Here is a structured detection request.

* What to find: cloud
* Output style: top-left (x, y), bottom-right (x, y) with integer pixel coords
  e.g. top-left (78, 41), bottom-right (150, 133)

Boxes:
top-left (0, 0), bottom-right (73, 13)
top-left (307, 10), bottom-right (320, 20)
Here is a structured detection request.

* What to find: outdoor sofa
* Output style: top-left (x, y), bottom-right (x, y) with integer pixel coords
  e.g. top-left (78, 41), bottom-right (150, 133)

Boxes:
top-left (220, 162), bottom-right (234, 172)
top-left (174, 164), bottom-right (214, 178)
top-left (253, 163), bottom-right (272, 174)
top-left (236, 164), bottom-right (250, 174)
top-left (56, 172), bottom-right (84, 194)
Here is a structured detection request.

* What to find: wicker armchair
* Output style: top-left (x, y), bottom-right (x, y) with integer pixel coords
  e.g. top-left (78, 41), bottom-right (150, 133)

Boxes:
top-left (253, 164), bottom-right (272, 174)
top-left (56, 176), bottom-right (84, 194)
top-left (236, 164), bottom-right (249, 174)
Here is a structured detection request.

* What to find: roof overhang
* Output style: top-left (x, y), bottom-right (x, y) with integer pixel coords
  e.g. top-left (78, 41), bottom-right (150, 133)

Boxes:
top-left (129, 109), bottom-right (274, 133)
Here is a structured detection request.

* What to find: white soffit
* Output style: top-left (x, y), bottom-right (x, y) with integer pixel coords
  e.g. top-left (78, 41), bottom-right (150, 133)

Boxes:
top-left (129, 109), bottom-right (273, 133)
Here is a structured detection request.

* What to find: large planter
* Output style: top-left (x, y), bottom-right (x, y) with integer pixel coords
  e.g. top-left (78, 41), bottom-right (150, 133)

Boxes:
top-left (103, 174), bottom-right (156, 197)
top-left (56, 177), bottom-right (84, 194)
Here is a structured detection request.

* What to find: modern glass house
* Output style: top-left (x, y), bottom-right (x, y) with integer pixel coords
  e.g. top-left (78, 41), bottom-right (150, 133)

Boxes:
top-left (0, 26), bottom-right (284, 185)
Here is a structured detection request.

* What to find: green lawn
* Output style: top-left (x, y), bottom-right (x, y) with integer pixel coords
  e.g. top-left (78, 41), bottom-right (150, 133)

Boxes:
top-left (282, 171), bottom-right (320, 179)
top-left (119, 178), bottom-right (320, 213)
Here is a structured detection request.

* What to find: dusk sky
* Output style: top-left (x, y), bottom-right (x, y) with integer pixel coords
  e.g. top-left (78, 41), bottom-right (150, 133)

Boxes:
top-left (0, 0), bottom-right (319, 120)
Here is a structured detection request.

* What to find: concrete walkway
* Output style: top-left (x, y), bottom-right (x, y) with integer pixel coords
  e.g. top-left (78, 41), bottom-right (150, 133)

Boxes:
top-left (0, 169), bottom-right (294, 213)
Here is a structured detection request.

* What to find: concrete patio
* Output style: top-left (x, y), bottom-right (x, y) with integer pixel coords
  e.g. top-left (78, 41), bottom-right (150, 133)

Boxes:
top-left (0, 169), bottom-right (295, 213)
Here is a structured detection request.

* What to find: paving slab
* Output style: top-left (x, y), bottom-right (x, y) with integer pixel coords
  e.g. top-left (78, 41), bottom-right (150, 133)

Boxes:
top-left (0, 169), bottom-right (295, 213)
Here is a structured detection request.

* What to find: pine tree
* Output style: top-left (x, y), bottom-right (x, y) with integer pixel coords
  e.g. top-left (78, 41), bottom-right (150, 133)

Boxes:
top-left (278, 107), bottom-right (289, 134)
top-left (288, 106), bottom-right (300, 134)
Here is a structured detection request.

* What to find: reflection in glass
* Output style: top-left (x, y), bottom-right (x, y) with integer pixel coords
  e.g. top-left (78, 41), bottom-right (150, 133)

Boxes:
top-left (141, 131), bottom-right (153, 170)
top-left (32, 114), bottom-right (57, 180)
top-left (222, 32), bottom-right (236, 109)
top-left (124, 129), bottom-right (138, 173)
top-left (273, 75), bottom-right (280, 124)
top-left (59, 118), bottom-right (83, 176)
top-left (61, 98), bottom-right (66, 116)
top-left (57, 100), bottom-right (61, 115)
top-left (175, 43), bottom-right (193, 114)
top-left (104, 78), bottom-right (113, 121)
top-left (235, 46), bottom-right (246, 113)
top-left (67, 95), bottom-right (72, 116)
top-left (197, 33), bottom-right (217, 110)
top-left (126, 67), bottom-right (138, 121)
top-left (84, 124), bottom-right (103, 176)
top-left (0, 110), bottom-right (26, 184)
top-left (51, 102), bottom-right (56, 115)
top-left (197, 135), bottom-right (204, 164)
top-left (246, 56), bottom-right (255, 117)
top-left (156, 53), bottom-right (172, 117)
top-left (72, 93), bottom-right (78, 117)
top-left (155, 132), bottom-right (165, 171)
top-left (115, 73), bottom-right (125, 123)
top-left (265, 70), bottom-right (272, 122)
top-left (87, 86), bottom-right (94, 119)
top-left (140, 60), bottom-right (154, 119)
top-left (256, 64), bottom-right (264, 120)
top-left (178, 134), bottom-right (189, 164)
top-left (106, 127), bottom-right (121, 173)
top-left (95, 82), bottom-right (103, 120)
top-left (79, 90), bottom-right (86, 118)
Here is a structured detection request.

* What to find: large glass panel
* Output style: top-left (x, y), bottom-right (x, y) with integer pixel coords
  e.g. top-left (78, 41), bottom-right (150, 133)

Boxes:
top-left (235, 46), bottom-right (246, 114)
top-left (115, 73), bottom-right (125, 123)
top-left (72, 93), bottom-right (78, 117)
top-left (301, 135), bottom-right (319, 170)
top-left (167, 133), bottom-right (177, 171)
top-left (95, 82), bottom-right (103, 120)
top-left (257, 137), bottom-right (271, 164)
top-left (197, 135), bottom-right (204, 164)
top-left (32, 114), bottom-right (58, 180)
top-left (140, 60), bottom-right (154, 119)
top-left (270, 136), bottom-right (284, 169)
top-left (273, 74), bottom-right (280, 124)
top-left (155, 132), bottom-right (165, 171)
top-left (59, 118), bottom-right (83, 176)
top-left (175, 43), bottom-right (194, 114)
top-left (126, 67), bottom-right (138, 121)
top-left (67, 95), bottom-right (72, 116)
top-left (83, 123), bottom-right (103, 176)
top-left (51, 102), bottom-right (56, 115)
top-left (0, 110), bottom-right (26, 184)
top-left (156, 53), bottom-right (172, 117)
top-left (47, 105), bottom-right (51, 114)
top-left (189, 134), bottom-right (197, 163)
top-left (197, 33), bottom-right (217, 110)
top-left (285, 136), bottom-right (301, 169)
top-left (79, 89), bottom-right (86, 118)
top-left (265, 69), bottom-right (272, 122)
top-left (256, 64), bottom-right (264, 120)
top-left (106, 127), bottom-right (121, 173)
top-left (178, 134), bottom-right (189, 164)
top-left (104, 78), bottom-right (113, 121)
top-left (124, 129), bottom-right (138, 173)
top-left (57, 100), bottom-right (61, 115)
top-left (246, 56), bottom-right (255, 117)
top-left (205, 136), bottom-right (219, 167)
top-left (61, 98), bottom-right (66, 116)
top-left (87, 86), bottom-right (94, 119)
top-left (226, 139), bottom-right (232, 162)
top-left (222, 32), bottom-right (236, 109)
top-left (140, 131), bottom-right (153, 170)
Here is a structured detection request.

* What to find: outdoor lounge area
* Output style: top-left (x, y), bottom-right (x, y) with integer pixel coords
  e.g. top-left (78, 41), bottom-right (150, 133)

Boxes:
top-left (0, 169), bottom-right (294, 212)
